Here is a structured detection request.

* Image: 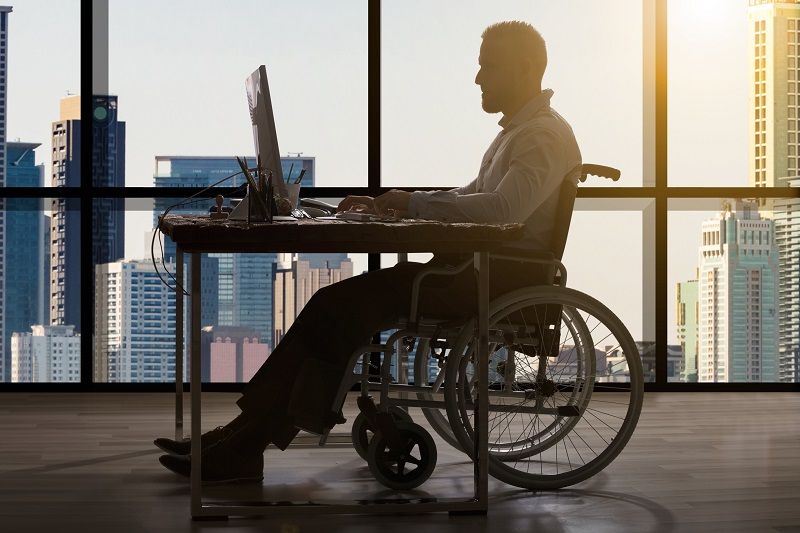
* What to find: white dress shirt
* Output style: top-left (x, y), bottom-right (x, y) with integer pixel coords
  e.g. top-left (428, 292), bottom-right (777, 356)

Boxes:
top-left (407, 89), bottom-right (582, 252)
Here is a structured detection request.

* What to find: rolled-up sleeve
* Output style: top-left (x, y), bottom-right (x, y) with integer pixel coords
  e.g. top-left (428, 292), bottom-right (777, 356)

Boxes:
top-left (407, 181), bottom-right (476, 222)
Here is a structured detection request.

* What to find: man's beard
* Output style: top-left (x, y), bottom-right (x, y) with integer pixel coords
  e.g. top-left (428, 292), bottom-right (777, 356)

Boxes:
top-left (480, 92), bottom-right (503, 114)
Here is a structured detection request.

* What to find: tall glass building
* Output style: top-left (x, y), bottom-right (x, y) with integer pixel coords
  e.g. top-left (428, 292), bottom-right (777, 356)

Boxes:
top-left (773, 181), bottom-right (800, 381)
top-left (1, 143), bottom-right (46, 383)
top-left (0, 6), bottom-right (12, 382)
top-left (0, 6), bottom-right (10, 187)
top-left (153, 155), bottom-right (316, 345)
top-left (51, 95), bottom-right (126, 334)
top-left (698, 200), bottom-right (780, 382)
top-left (676, 279), bottom-right (699, 382)
top-left (94, 259), bottom-right (176, 383)
top-left (748, 0), bottom-right (800, 381)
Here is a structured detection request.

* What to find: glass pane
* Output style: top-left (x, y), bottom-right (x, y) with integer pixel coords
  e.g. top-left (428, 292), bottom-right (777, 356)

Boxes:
top-left (108, 1), bottom-right (368, 188)
top-left (4, 198), bottom-right (80, 383)
top-left (565, 205), bottom-right (648, 381)
top-left (101, 199), bottom-right (365, 383)
top-left (381, 0), bottom-right (643, 188)
top-left (668, 1), bottom-right (800, 187)
top-left (375, 205), bottom-right (647, 385)
top-left (669, 197), bottom-right (797, 383)
top-left (6, 1), bottom-right (80, 189)
top-left (209, 251), bottom-right (358, 384)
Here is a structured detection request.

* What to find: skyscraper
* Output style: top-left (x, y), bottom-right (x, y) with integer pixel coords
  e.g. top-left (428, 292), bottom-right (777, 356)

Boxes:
top-left (94, 259), bottom-right (177, 383)
top-left (153, 155), bottom-right (317, 342)
top-left (272, 253), bottom-right (354, 346)
top-left (676, 278), bottom-right (699, 382)
top-left (50, 95), bottom-right (126, 333)
top-left (201, 326), bottom-right (270, 382)
top-left (748, 0), bottom-right (800, 381)
top-left (90, 95), bottom-right (125, 267)
top-left (748, 0), bottom-right (800, 191)
top-left (773, 183), bottom-right (800, 381)
top-left (697, 200), bottom-right (780, 382)
top-left (0, 6), bottom-right (12, 382)
top-left (0, 6), bottom-right (11, 190)
top-left (11, 325), bottom-right (80, 383)
top-left (50, 96), bottom-right (82, 330)
top-left (1, 143), bottom-right (46, 383)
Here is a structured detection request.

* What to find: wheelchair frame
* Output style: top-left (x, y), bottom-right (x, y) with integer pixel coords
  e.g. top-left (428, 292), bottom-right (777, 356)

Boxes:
top-left (315, 164), bottom-right (644, 491)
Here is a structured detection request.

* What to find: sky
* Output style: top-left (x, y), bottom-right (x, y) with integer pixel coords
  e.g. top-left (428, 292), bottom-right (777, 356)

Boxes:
top-left (6, 0), bottom-right (763, 345)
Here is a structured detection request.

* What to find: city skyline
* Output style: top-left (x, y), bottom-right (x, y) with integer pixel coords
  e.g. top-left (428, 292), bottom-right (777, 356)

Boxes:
top-left (3, 1), bottom-right (798, 382)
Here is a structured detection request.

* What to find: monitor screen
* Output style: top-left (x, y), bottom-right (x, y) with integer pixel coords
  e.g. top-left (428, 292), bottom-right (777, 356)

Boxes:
top-left (246, 65), bottom-right (287, 198)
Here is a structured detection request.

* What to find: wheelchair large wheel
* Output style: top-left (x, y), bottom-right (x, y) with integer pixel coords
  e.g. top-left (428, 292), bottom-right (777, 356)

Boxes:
top-left (367, 421), bottom-right (437, 490)
top-left (413, 338), bottom-right (463, 451)
top-left (444, 286), bottom-right (643, 490)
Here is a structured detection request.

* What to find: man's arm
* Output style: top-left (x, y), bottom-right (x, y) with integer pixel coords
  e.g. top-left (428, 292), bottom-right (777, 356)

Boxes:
top-left (338, 190), bottom-right (412, 216)
top-left (407, 128), bottom-right (570, 223)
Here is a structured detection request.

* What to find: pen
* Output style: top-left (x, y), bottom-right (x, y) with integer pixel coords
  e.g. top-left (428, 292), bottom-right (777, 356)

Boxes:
top-left (294, 168), bottom-right (306, 185)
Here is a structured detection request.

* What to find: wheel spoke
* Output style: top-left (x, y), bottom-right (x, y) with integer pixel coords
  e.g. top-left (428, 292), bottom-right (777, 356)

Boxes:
top-left (443, 286), bottom-right (643, 490)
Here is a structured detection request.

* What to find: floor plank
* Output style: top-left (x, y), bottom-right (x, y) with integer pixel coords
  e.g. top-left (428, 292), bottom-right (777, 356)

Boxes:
top-left (0, 392), bottom-right (798, 533)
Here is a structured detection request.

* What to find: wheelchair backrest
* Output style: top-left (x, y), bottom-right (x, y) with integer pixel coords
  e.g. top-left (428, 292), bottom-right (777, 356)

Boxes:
top-left (551, 164), bottom-right (621, 261)
top-left (550, 178), bottom-right (578, 261)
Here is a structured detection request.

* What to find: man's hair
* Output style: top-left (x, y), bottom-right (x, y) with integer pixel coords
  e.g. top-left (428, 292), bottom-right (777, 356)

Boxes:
top-left (482, 21), bottom-right (547, 83)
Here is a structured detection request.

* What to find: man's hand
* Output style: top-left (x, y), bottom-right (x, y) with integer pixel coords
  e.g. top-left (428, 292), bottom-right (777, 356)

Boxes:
top-left (338, 190), bottom-right (412, 216)
top-left (338, 195), bottom-right (377, 214)
top-left (373, 189), bottom-right (411, 216)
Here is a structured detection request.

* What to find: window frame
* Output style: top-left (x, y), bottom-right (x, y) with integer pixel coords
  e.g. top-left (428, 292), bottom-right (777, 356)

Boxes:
top-left (0, 0), bottom-right (797, 392)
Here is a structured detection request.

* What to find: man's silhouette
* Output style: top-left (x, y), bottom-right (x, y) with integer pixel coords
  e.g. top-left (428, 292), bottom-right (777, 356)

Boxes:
top-left (157, 20), bottom-right (582, 483)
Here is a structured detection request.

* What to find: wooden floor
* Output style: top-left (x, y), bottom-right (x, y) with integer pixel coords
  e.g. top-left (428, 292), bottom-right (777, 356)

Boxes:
top-left (0, 392), bottom-right (798, 533)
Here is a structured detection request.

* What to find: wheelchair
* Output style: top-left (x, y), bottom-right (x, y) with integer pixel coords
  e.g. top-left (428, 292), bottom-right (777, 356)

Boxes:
top-left (316, 164), bottom-right (644, 491)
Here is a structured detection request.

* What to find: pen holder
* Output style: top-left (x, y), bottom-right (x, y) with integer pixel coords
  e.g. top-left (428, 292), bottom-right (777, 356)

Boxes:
top-left (282, 183), bottom-right (301, 210)
top-left (246, 183), bottom-right (272, 223)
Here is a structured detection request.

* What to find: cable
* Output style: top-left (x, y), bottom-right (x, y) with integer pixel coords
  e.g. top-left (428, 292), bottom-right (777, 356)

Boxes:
top-left (151, 169), bottom-right (248, 295)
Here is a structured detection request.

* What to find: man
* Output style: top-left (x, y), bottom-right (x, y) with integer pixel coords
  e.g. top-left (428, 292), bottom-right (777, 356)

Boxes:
top-left (156, 20), bottom-right (581, 483)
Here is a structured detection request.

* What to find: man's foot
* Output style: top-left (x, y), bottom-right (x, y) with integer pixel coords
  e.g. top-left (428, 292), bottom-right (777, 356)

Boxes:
top-left (292, 410), bottom-right (347, 436)
top-left (154, 426), bottom-right (231, 456)
top-left (158, 438), bottom-right (264, 484)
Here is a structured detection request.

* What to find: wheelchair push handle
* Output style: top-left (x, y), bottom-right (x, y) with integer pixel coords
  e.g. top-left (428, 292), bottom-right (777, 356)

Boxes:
top-left (579, 164), bottom-right (621, 183)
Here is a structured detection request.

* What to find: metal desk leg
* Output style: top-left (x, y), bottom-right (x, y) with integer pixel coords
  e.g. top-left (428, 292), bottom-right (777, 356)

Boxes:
top-left (176, 246), bottom-right (489, 518)
top-left (474, 250), bottom-right (489, 509)
top-left (175, 247), bottom-right (184, 441)
top-left (190, 252), bottom-right (204, 517)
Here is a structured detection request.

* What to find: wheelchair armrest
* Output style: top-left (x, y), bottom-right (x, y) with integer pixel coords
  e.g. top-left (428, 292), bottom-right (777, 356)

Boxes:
top-left (490, 251), bottom-right (568, 287)
top-left (408, 258), bottom-right (474, 324)
top-left (405, 250), bottom-right (569, 324)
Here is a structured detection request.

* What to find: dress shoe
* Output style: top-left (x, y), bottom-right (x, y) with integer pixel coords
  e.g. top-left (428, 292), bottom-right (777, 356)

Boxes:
top-left (158, 437), bottom-right (264, 484)
top-left (154, 426), bottom-right (231, 456)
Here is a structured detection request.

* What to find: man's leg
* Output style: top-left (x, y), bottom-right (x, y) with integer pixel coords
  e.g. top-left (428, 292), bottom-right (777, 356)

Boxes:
top-left (157, 261), bottom-right (427, 480)
top-left (236, 261), bottom-right (427, 444)
top-left (156, 256), bottom-right (541, 481)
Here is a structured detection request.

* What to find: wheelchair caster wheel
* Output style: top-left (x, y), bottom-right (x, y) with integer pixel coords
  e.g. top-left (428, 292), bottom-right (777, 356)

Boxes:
top-left (351, 406), bottom-right (412, 460)
top-left (366, 421), bottom-right (437, 490)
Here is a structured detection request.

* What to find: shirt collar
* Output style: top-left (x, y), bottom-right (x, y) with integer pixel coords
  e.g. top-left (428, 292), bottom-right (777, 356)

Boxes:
top-left (498, 89), bottom-right (554, 130)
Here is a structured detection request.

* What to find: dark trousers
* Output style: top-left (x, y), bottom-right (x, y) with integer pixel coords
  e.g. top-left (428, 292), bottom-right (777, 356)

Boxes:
top-left (236, 253), bottom-right (548, 446)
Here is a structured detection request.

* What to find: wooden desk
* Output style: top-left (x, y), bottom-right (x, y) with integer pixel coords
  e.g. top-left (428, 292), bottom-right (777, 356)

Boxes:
top-left (159, 214), bottom-right (525, 518)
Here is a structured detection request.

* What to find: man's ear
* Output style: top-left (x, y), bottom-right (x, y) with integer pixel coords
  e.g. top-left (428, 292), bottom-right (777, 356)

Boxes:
top-left (517, 57), bottom-right (535, 81)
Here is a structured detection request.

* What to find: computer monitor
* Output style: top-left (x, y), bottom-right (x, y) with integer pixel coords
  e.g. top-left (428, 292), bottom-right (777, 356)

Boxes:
top-left (246, 65), bottom-right (287, 198)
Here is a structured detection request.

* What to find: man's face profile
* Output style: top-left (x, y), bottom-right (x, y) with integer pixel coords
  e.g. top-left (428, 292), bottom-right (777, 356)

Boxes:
top-left (475, 37), bottom-right (518, 115)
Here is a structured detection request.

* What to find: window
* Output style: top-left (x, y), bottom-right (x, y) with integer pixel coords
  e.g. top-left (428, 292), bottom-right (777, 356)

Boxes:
top-left (1, 0), bottom-right (797, 389)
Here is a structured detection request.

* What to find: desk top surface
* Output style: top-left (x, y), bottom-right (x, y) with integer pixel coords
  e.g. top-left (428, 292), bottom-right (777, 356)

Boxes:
top-left (159, 214), bottom-right (525, 254)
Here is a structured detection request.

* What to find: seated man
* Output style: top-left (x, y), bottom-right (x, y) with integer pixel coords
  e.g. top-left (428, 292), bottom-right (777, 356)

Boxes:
top-left (156, 20), bottom-right (582, 483)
